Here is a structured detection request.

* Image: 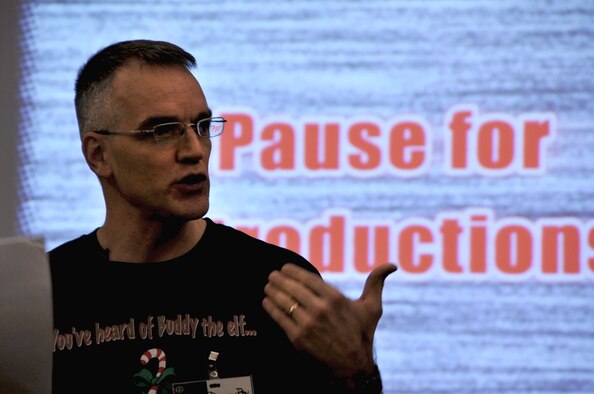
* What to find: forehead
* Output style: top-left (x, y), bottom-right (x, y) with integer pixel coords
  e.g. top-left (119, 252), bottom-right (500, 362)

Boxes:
top-left (110, 61), bottom-right (208, 125)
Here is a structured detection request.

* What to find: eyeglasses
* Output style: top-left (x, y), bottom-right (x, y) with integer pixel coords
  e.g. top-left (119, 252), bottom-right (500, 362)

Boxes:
top-left (91, 117), bottom-right (226, 144)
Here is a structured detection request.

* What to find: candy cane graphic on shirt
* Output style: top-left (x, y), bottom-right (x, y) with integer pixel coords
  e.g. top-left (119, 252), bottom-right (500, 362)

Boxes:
top-left (140, 348), bottom-right (166, 394)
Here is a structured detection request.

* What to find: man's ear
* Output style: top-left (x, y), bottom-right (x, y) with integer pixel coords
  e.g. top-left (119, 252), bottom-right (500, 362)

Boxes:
top-left (82, 133), bottom-right (112, 178)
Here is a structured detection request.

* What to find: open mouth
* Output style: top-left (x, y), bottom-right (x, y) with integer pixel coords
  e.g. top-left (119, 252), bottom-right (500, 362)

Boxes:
top-left (179, 174), bottom-right (206, 185)
top-left (175, 174), bottom-right (208, 193)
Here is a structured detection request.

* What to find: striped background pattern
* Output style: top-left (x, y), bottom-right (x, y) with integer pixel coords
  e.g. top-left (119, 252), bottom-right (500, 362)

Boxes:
top-left (17, 1), bottom-right (594, 392)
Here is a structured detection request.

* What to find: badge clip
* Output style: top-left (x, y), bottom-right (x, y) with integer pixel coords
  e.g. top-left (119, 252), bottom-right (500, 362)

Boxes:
top-left (207, 351), bottom-right (220, 379)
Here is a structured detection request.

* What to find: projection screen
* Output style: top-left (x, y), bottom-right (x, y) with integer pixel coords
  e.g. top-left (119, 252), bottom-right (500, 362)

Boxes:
top-left (4, 1), bottom-right (594, 393)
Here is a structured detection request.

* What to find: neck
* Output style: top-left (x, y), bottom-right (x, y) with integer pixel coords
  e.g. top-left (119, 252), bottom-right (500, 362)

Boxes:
top-left (97, 218), bottom-right (207, 263)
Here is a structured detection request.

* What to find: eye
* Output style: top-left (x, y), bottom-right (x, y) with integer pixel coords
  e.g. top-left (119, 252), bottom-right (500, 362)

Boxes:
top-left (197, 119), bottom-right (211, 136)
top-left (152, 122), bottom-right (183, 142)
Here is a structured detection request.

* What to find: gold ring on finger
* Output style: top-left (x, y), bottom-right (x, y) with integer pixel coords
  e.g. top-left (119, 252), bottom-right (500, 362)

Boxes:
top-left (288, 302), bottom-right (299, 316)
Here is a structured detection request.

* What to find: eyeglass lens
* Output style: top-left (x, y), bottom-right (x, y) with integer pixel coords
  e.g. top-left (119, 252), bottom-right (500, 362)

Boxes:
top-left (152, 119), bottom-right (224, 143)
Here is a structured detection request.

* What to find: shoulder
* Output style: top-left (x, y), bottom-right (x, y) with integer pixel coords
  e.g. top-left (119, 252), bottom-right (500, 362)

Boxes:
top-left (202, 218), bottom-right (321, 276)
top-left (48, 231), bottom-right (100, 265)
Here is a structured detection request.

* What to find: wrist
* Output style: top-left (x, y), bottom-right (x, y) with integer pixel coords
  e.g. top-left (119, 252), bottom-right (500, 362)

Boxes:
top-left (329, 364), bottom-right (383, 394)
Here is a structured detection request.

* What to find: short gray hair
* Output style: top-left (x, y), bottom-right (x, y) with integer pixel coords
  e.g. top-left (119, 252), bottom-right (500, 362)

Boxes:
top-left (74, 39), bottom-right (197, 135)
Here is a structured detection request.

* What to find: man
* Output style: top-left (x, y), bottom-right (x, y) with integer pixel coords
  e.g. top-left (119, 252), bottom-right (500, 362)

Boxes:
top-left (49, 39), bottom-right (397, 394)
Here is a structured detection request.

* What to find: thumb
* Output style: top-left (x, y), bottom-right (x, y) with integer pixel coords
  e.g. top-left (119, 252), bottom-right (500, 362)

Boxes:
top-left (359, 263), bottom-right (397, 304)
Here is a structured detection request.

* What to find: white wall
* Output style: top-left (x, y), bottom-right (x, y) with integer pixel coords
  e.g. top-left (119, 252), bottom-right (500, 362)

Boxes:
top-left (0, 0), bottom-right (21, 237)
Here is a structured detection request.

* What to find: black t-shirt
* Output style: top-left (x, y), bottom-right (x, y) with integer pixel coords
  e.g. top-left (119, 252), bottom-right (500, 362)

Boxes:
top-left (49, 218), bottom-right (334, 394)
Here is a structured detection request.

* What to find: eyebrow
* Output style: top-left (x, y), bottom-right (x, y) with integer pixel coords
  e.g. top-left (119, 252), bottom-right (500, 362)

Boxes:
top-left (137, 116), bottom-right (178, 130)
top-left (137, 109), bottom-right (213, 130)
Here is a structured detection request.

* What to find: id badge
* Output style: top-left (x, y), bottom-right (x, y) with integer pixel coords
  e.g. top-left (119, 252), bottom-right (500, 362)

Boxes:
top-left (172, 375), bottom-right (254, 394)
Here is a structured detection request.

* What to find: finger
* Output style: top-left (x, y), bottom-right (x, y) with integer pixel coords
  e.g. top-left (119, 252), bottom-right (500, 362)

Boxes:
top-left (264, 276), bottom-right (303, 315)
top-left (267, 267), bottom-right (322, 310)
top-left (280, 263), bottom-right (340, 299)
top-left (262, 295), bottom-right (299, 335)
top-left (280, 263), bottom-right (321, 285)
top-left (359, 263), bottom-right (398, 304)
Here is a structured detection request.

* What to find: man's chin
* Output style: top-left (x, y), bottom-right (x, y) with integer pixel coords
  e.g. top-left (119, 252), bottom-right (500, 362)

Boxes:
top-left (154, 201), bottom-right (209, 223)
top-left (175, 207), bottom-right (209, 222)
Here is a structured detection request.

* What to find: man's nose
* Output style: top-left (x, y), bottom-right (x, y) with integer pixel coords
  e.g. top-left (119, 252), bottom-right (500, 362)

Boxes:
top-left (177, 124), bottom-right (209, 159)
